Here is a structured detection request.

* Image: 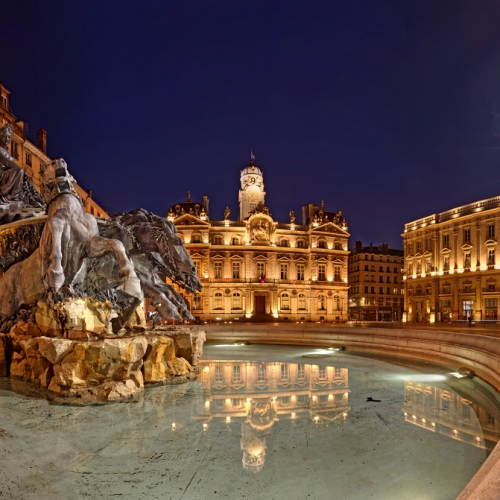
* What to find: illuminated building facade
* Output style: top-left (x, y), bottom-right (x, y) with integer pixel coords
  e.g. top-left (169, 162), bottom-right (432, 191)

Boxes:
top-left (196, 359), bottom-right (350, 472)
top-left (0, 81), bottom-right (108, 218)
top-left (348, 241), bottom-right (404, 321)
top-left (403, 196), bottom-right (500, 322)
top-left (166, 158), bottom-right (350, 322)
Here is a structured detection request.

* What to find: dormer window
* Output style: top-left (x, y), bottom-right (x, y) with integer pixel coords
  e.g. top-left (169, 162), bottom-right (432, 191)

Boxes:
top-left (0, 94), bottom-right (7, 107)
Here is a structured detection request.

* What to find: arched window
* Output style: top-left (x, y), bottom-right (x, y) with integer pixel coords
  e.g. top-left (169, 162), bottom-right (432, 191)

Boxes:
top-left (280, 293), bottom-right (290, 310)
top-left (214, 292), bottom-right (223, 310)
top-left (333, 295), bottom-right (341, 311)
top-left (191, 233), bottom-right (202, 243)
top-left (280, 239), bottom-right (289, 247)
top-left (317, 294), bottom-right (325, 311)
top-left (334, 242), bottom-right (343, 250)
top-left (296, 240), bottom-right (305, 248)
top-left (213, 235), bottom-right (223, 245)
top-left (298, 294), bottom-right (306, 310)
top-left (232, 292), bottom-right (241, 309)
top-left (318, 240), bottom-right (327, 249)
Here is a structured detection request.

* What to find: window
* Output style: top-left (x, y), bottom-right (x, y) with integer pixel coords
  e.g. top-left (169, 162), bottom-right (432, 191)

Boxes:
top-left (280, 364), bottom-right (289, 381)
top-left (334, 295), bottom-right (340, 310)
top-left (386, 287), bottom-right (391, 295)
top-left (489, 224), bottom-right (495, 239)
top-left (191, 233), bottom-right (202, 243)
top-left (298, 294), bottom-right (306, 310)
top-left (318, 264), bottom-right (326, 281)
top-left (464, 252), bottom-right (471, 269)
top-left (426, 238), bottom-right (432, 252)
top-left (409, 263), bottom-right (413, 275)
top-left (364, 265), bottom-right (369, 271)
top-left (443, 234), bottom-right (449, 247)
top-left (364, 286), bottom-right (369, 293)
top-left (371, 287), bottom-right (375, 293)
top-left (257, 262), bottom-right (266, 279)
top-left (317, 294), bottom-right (325, 311)
top-left (280, 239), bottom-right (289, 247)
top-left (379, 266), bottom-right (383, 272)
top-left (318, 366), bottom-right (326, 379)
top-left (215, 365), bottom-right (223, 383)
top-left (297, 363), bottom-right (305, 379)
top-left (379, 297), bottom-right (384, 306)
top-left (25, 151), bottom-right (32, 166)
top-left (386, 266), bottom-right (391, 273)
top-left (464, 228), bottom-right (471, 243)
top-left (233, 365), bottom-right (241, 383)
top-left (443, 256), bottom-right (449, 271)
top-left (394, 277), bottom-right (398, 283)
top-left (0, 94), bottom-right (7, 106)
top-left (416, 262), bottom-right (421, 274)
top-left (280, 293), bottom-right (290, 310)
top-left (10, 141), bottom-right (18, 159)
top-left (409, 243), bottom-right (414, 254)
top-left (334, 367), bottom-right (342, 378)
top-left (334, 266), bottom-right (341, 282)
top-left (257, 364), bottom-right (266, 381)
top-left (193, 295), bottom-right (201, 310)
top-left (296, 240), bottom-right (305, 248)
top-left (379, 276), bottom-right (384, 283)
top-left (297, 264), bottom-right (305, 281)
top-left (463, 300), bottom-right (474, 318)
top-left (280, 263), bottom-right (288, 280)
top-left (386, 276), bottom-right (391, 283)
top-left (214, 292), bottom-right (223, 309)
top-left (489, 249), bottom-right (495, 266)
top-left (214, 261), bottom-right (223, 279)
top-left (232, 292), bottom-right (241, 310)
top-left (232, 262), bottom-right (240, 279)
top-left (231, 237), bottom-right (240, 245)
top-left (393, 288), bottom-right (398, 295)
top-left (488, 280), bottom-right (496, 291)
top-left (214, 235), bottom-right (223, 245)
top-left (417, 241), bottom-right (421, 253)
top-left (318, 240), bottom-right (327, 249)
top-left (486, 298), bottom-right (498, 320)
top-left (379, 287), bottom-right (384, 294)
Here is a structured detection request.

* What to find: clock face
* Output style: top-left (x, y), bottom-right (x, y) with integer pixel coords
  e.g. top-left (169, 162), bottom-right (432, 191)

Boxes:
top-left (250, 177), bottom-right (256, 184)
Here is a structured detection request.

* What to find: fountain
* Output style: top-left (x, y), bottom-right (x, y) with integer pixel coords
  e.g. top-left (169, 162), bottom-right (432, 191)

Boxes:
top-left (0, 128), bottom-right (204, 402)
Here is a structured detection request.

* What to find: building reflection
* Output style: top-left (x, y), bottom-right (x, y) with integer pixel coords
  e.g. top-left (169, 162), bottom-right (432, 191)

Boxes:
top-left (403, 380), bottom-right (500, 452)
top-left (196, 360), bottom-right (350, 472)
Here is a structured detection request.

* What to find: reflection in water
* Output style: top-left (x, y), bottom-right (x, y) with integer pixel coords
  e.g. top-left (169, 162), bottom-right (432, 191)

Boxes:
top-left (196, 360), bottom-right (350, 472)
top-left (403, 380), bottom-right (500, 452)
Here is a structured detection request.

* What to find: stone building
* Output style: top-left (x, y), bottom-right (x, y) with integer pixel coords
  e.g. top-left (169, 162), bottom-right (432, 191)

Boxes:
top-left (0, 81), bottom-right (108, 218)
top-left (166, 158), bottom-right (350, 322)
top-left (403, 196), bottom-right (500, 322)
top-left (348, 241), bottom-right (404, 321)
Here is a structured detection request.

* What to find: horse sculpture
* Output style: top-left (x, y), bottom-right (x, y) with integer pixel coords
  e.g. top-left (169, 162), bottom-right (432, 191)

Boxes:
top-left (89, 208), bottom-right (202, 330)
top-left (0, 163), bottom-right (202, 329)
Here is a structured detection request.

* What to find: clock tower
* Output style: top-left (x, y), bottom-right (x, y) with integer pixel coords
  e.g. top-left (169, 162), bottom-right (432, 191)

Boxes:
top-left (238, 156), bottom-right (266, 220)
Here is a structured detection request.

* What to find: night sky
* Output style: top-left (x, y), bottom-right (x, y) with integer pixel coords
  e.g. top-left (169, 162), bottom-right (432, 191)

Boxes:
top-left (2, 1), bottom-right (500, 248)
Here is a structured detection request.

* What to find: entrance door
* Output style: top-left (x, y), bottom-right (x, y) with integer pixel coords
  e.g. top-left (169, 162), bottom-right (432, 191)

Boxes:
top-left (255, 296), bottom-right (266, 314)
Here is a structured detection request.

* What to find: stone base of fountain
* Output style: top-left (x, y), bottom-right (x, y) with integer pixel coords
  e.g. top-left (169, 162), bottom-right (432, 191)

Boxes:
top-left (0, 299), bottom-right (205, 403)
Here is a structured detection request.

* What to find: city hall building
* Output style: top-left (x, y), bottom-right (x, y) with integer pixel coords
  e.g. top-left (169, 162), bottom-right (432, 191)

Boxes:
top-left (167, 158), bottom-right (350, 322)
top-left (403, 196), bottom-right (500, 322)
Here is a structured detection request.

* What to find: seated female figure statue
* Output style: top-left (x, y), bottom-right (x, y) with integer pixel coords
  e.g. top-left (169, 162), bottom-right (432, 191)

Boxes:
top-left (0, 124), bottom-right (45, 209)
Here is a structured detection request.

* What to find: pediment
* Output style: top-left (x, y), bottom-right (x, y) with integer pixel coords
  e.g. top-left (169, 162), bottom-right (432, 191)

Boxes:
top-left (485, 239), bottom-right (497, 247)
top-left (229, 253), bottom-right (244, 260)
top-left (311, 222), bottom-right (349, 236)
top-left (294, 256), bottom-right (308, 263)
top-left (423, 251), bottom-right (432, 257)
top-left (316, 256), bottom-right (329, 263)
top-left (211, 253), bottom-right (225, 260)
top-left (190, 252), bottom-right (205, 258)
top-left (173, 213), bottom-right (210, 226)
top-left (332, 258), bottom-right (344, 264)
top-left (253, 254), bottom-right (269, 261)
top-left (461, 243), bottom-right (473, 251)
top-left (277, 254), bottom-right (291, 262)
top-left (441, 248), bottom-right (451, 255)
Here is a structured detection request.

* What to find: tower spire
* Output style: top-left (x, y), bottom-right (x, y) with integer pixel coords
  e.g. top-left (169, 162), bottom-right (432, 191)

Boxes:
top-left (250, 148), bottom-right (256, 164)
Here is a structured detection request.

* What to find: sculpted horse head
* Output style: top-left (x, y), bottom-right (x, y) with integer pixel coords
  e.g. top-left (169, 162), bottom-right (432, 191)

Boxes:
top-left (109, 209), bottom-right (202, 294)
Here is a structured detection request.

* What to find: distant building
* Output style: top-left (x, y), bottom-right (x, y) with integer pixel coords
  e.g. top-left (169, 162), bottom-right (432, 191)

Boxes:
top-left (348, 241), bottom-right (404, 321)
top-left (166, 158), bottom-right (350, 322)
top-left (403, 196), bottom-right (500, 323)
top-left (0, 81), bottom-right (108, 218)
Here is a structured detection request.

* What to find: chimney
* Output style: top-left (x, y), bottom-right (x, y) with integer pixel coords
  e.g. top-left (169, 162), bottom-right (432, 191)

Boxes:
top-left (302, 205), bottom-right (308, 225)
top-left (355, 241), bottom-right (362, 252)
top-left (87, 189), bottom-right (92, 198)
top-left (203, 195), bottom-right (209, 214)
top-left (36, 128), bottom-right (47, 154)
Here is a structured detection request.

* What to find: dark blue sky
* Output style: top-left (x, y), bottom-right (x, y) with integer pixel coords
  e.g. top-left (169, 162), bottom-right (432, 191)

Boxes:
top-left (2, 1), bottom-right (500, 248)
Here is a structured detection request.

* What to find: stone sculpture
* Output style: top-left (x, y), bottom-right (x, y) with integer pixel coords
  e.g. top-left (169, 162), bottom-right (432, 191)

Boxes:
top-left (0, 154), bottom-right (204, 401)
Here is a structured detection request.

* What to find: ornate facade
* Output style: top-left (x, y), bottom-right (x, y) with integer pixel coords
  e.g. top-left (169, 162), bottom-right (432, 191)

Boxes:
top-left (348, 242), bottom-right (404, 321)
top-left (0, 81), bottom-right (108, 218)
top-left (403, 196), bottom-right (500, 322)
top-left (166, 158), bottom-right (350, 322)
